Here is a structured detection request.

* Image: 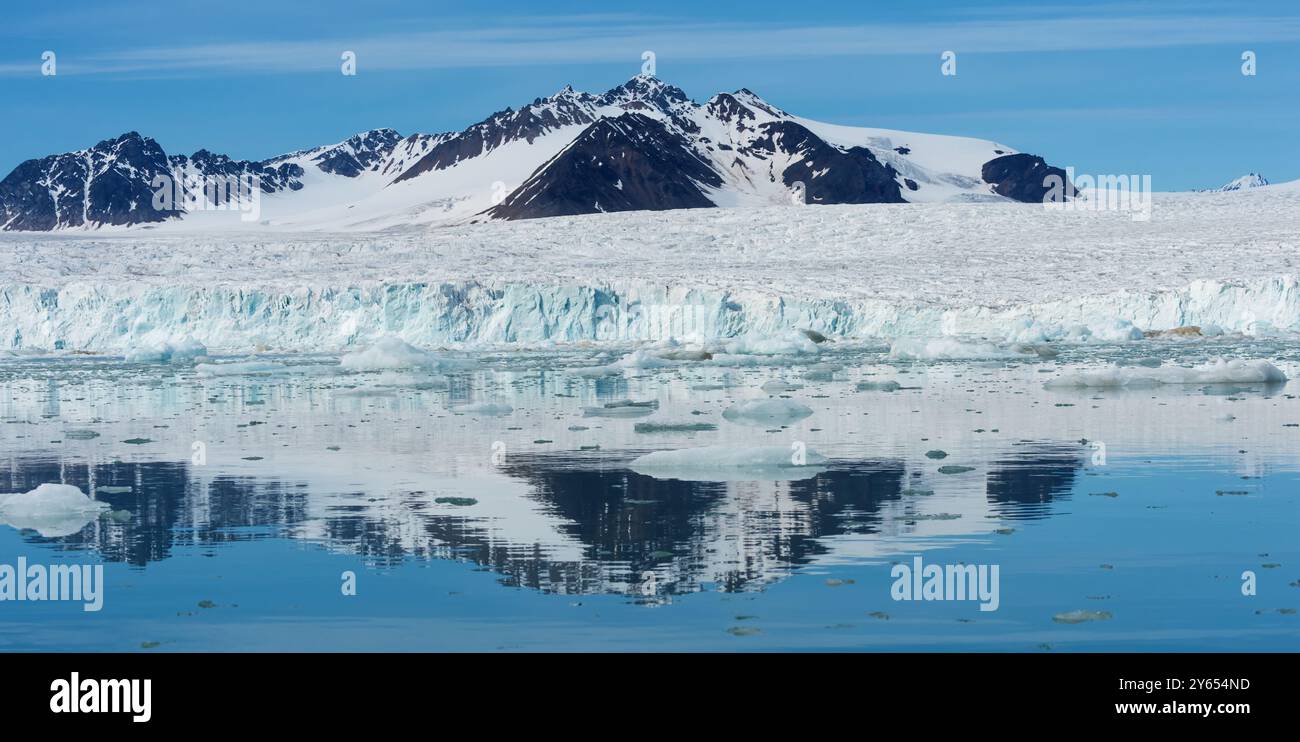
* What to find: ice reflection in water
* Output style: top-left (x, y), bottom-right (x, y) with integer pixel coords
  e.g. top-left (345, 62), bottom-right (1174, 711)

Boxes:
top-left (1, 339), bottom-right (1298, 650)
top-left (1, 441), bottom-right (1086, 596)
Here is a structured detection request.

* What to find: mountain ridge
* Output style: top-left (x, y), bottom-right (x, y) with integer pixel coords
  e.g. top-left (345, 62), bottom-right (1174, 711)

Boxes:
top-left (1, 74), bottom-right (1074, 232)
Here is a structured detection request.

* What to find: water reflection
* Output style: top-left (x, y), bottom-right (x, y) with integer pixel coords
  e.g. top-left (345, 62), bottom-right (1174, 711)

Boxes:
top-left (985, 443), bottom-right (1085, 520)
top-left (1, 443), bottom-right (1084, 595)
top-left (1, 459), bottom-right (309, 566)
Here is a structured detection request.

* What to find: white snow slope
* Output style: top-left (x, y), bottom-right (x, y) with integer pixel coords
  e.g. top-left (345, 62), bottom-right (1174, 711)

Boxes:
top-left (1, 183), bottom-right (1298, 352)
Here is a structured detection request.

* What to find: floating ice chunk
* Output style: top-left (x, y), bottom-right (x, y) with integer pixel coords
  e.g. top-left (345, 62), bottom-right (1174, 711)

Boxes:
top-left (583, 400), bottom-right (659, 418)
top-left (451, 402), bottom-right (513, 415)
top-left (761, 379), bottom-right (803, 393)
top-left (340, 336), bottom-right (441, 371)
top-left (614, 349), bottom-right (678, 369)
top-left (629, 445), bottom-right (828, 482)
top-left (634, 421), bottom-right (718, 433)
top-left (722, 330), bottom-right (820, 356)
top-left (125, 336), bottom-right (208, 363)
top-left (569, 344), bottom-right (702, 376)
top-left (656, 348), bottom-right (713, 361)
top-left (1052, 610), bottom-right (1113, 624)
top-left (857, 380), bottom-right (902, 392)
top-left (722, 398), bottom-right (813, 425)
top-left (889, 337), bottom-right (1036, 361)
top-left (1045, 358), bottom-right (1287, 388)
top-left (605, 400), bottom-right (659, 409)
top-left (0, 483), bottom-right (109, 537)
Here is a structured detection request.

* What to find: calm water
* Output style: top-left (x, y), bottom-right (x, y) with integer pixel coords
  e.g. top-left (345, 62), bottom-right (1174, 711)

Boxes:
top-left (2, 340), bottom-right (1298, 651)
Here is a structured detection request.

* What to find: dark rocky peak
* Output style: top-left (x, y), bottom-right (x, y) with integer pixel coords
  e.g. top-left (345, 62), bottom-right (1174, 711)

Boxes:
top-left (0, 131), bottom-right (175, 230)
top-left (598, 74), bottom-right (693, 113)
top-left (746, 120), bottom-right (905, 205)
top-left (705, 93), bottom-right (756, 124)
top-left (91, 131), bottom-right (171, 172)
top-left (982, 153), bottom-right (1076, 203)
top-left (482, 112), bottom-right (722, 221)
top-left (309, 128), bottom-right (403, 177)
top-left (545, 84), bottom-right (596, 105)
top-left (170, 147), bottom-right (304, 194)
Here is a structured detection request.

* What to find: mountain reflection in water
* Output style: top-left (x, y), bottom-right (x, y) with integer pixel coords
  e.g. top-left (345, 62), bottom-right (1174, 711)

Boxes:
top-left (1, 443), bottom-right (1083, 596)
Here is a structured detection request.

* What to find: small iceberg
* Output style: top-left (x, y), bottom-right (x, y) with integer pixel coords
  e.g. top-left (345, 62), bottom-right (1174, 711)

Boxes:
top-left (340, 336), bottom-right (441, 371)
top-left (722, 398), bottom-right (813, 426)
top-left (0, 483), bottom-right (110, 537)
top-left (629, 445), bottom-right (828, 482)
top-left (1045, 358), bottom-right (1287, 389)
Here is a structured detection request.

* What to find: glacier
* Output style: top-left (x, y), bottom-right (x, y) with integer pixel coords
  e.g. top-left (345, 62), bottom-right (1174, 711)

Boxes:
top-left (2, 189), bottom-right (1299, 353)
top-left (4, 272), bottom-right (1299, 353)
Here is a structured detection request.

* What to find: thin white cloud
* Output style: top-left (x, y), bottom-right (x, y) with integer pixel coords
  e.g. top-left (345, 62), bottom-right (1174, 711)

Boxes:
top-left (3, 12), bottom-right (1298, 77)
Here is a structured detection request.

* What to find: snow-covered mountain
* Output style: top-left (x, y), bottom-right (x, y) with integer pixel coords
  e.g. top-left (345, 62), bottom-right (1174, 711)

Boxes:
top-left (0, 74), bottom-right (1073, 232)
top-left (1216, 173), bottom-right (1269, 191)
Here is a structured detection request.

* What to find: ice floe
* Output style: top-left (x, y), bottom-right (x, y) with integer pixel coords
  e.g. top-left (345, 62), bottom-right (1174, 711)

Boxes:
top-left (1045, 358), bottom-right (1288, 388)
top-left (722, 398), bottom-right (814, 425)
top-left (629, 445), bottom-right (828, 482)
top-left (0, 483), bottom-right (109, 537)
top-left (583, 400), bottom-right (660, 418)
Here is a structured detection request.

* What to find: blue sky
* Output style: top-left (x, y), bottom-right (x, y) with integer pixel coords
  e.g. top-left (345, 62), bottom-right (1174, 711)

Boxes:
top-left (2, 0), bottom-right (1298, 190)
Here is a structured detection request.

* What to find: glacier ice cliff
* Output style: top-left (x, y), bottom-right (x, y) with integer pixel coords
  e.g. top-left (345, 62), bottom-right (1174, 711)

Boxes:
top-left (2, 275), bottom-right (1299, 352)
